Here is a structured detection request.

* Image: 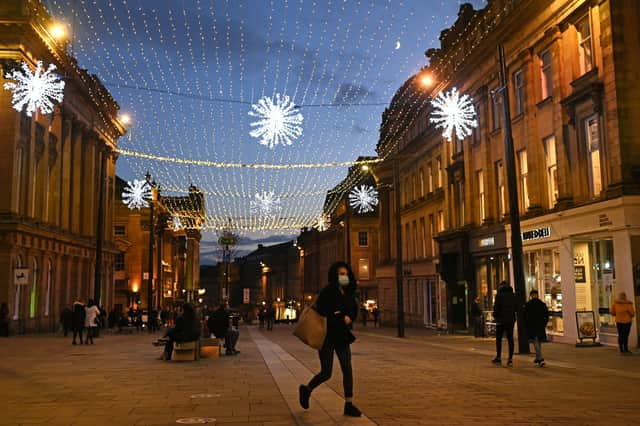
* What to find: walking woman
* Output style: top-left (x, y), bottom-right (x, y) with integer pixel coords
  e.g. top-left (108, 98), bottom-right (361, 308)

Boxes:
top-left (299, 261), bottom-right (361, 417)
top-left (84, 299), bottom-right (100, 345)
top-left (71, 299), bottom-right (85, 345)
top-left (611, 291), bottom-right (635, 354)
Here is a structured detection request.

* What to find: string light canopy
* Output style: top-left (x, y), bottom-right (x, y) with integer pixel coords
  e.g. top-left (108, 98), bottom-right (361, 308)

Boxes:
top-left (41, 0), bottom-right (490, 234)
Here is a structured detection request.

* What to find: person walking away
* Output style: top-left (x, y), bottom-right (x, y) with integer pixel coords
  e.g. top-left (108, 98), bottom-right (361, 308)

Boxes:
top-left (299, 261), bottom-right (362, 417)
top-left (524, 290), bottom-right (549, 366)
top-left (0, 302), bottom-right (9, 337)
top-left (611, 291), bottom-right (635, 354)
top-left (372, 306), bottom-right (379, 328)
top-left (60, 305), bottom-right (73, 337)
top-left (360, 306), bottom-right (368, 327)
top-left (161, 304), bottom-right (200, 360)
top-left (84, 299), bottom-right (100, 345)
top-left (258, 307), bottom-right (265, 329)
top-left (492, 282), bottom-right (517, 366)
top-left (471, 297), bottom-right (483, 338)
top-left (266, 304), bottom-right (276, 331)
top-left (71, 299), bottom-right (85, 345)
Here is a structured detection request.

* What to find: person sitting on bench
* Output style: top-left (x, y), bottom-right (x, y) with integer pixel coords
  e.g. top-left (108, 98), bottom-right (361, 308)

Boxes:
top-left (208, 301), bottom-right (239, 355)
top-left (160, 303), bottom-right (200, 360)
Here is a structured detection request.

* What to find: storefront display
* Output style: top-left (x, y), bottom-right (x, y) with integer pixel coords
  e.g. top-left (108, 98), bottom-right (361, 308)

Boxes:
top-left (523, 247), bottom-right (563, 334)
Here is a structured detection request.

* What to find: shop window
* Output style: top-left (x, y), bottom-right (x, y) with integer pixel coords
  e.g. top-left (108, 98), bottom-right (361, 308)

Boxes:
top-left (539, 49), bottom-right (552, 99)
top-left (358, 231), bottom-right (368, 247)
top-left (496, 160), bottom-right (506, 218)
top-left (584, 115), bottom-right (602, 197)
top-left (523, 248), bottom-right (563, 334)
top-left (576, 15), bottom-right (593, 75)
top-left (358, 258), bottom-right (370, 280)
top-left (517, 149), bottom-right (530, 212)
top-left (114, 225), bottom-right (126, 236)
top-left (513, 69), bottom-right (525, 116)
top-left (544, 136), bottom-right (558, 208)
top-left (477, 170), bottom-right (486, 223)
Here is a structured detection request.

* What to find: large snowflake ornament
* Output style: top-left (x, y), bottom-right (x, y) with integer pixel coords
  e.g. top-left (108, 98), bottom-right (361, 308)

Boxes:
top-left (314, 214), bottom-right (330, 232)
top-left (172, 216), bottom-right (183, 231)
top-left (3, 61), bottom-right (65, 117)
top-left (122, 179), bottom-right (152, 210)
top-left (430, 87), bottom-right (477, 142)
top-left (248, 93), bottom-right (303, 149)
top-left (250, 191), bottom-right (282, 217)
top-left (349, 185), bottom-right (379, 214)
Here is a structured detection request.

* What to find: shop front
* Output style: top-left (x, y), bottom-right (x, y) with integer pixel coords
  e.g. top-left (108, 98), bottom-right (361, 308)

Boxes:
top-left (436, 229), bottom-right (471, 332)
top-left (508, 196), bottom-right (640, 347)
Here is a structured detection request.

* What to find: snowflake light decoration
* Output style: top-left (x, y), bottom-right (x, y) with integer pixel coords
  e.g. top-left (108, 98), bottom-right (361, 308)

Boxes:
top-left (250, 191), bottom-right (282, 217)
top-left (3, 61), bottom-right (65, 117)
top-left (172, 216), bottom-right (183, 231)
top-left (429, 87), bottom-right (477, 142)
top-left (314, 214), bottom-right (330, 232)
top-left (248, 93), bottom-right (303, 149)
top-left (122, 179), bottom-right (152, 210)
top-left (349, 185), bottom-right (379, 214)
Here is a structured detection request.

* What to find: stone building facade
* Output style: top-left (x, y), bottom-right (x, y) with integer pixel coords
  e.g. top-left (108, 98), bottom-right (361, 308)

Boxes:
top-left (0, 1), bottom-right (124, 333)
top-left (377, 0), bottom-right (640, 346)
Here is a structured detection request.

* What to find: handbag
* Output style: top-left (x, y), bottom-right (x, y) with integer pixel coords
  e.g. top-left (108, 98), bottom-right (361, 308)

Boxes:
top-left (293, 299), bottom-right (327, 350)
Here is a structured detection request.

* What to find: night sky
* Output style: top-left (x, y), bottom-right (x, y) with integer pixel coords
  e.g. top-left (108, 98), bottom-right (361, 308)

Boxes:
top-left (42, 0), bottom-right (486, 262)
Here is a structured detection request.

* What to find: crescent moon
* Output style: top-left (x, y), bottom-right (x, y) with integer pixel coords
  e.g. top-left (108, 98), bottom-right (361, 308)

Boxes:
top-left (395, 41), bottom-right (401, 50)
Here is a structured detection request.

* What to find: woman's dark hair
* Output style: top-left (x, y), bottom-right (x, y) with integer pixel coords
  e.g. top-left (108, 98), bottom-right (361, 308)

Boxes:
top-left (87, 299), bottom-right (95, 307)
top-left (182, 303), bottom-right (196, 323)
top-left (327, 261), bottom-right (357, 294)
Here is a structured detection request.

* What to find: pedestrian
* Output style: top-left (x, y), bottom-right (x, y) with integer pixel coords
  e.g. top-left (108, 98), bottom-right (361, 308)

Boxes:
top-left (372, 306), bottom-right (379, 327)
top-left (84, 299), bottom-right (100, 345)
top-left (471, 296), bottom-right (483, 338)
top-left (60, 305), bottom-right (72, 337)
top-left (266, 303), bottom-right (276, 331)
top-left (299, 261), bottom-right (362, 417)
top-left (0, 302), bottom-right (9, 337)
top-left (360, 306), bottom-right (368, 327)
top-left (611, 291), bottom-right (635, 354)
top-left (258, 306), bottom-right (265, 329)
top-left (492, 281), bottom-right (517, 366)
top-left (160, 304), bottom-right (200, 360)
top-left (208, 302), bottom-right (239, 355)
top-left (71, 299), bottom-right (85, 345)
top-left (524, 290), bottom-right (549, 366)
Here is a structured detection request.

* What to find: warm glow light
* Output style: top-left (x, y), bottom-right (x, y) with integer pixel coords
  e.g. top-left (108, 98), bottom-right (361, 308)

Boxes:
top-left (361, 164), bottom-right (370, 172)
top-left (420, 74), bottom-right (434, 87)
top-left (119, 113), bottom-right (131, 125)
top-left (131, 282), bottom-right (139, 293)
top-left (50, 23), bottom-right (67, 40)
top-left (276, 297), bottom-right (281, 302)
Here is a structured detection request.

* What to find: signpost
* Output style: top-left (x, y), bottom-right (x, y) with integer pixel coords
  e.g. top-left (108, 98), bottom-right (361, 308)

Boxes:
top-left (14, 268), bottom-right (28, 286)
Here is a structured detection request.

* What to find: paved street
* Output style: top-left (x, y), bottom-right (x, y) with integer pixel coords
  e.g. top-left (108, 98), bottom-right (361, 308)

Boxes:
top-left (0, 325), bottom-right (638, 426)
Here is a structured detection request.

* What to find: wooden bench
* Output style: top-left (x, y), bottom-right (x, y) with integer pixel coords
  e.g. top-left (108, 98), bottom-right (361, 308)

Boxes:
top-left (172, 340), bottom-right (200, 361)
top-left (199, 337), bottom-right (224, 359)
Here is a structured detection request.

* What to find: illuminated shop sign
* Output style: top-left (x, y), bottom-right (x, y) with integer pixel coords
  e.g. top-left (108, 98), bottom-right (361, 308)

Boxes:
top-left (478, 237), bottom-right (495, 247)
top-left (521, 227), bottom-right (550, 241)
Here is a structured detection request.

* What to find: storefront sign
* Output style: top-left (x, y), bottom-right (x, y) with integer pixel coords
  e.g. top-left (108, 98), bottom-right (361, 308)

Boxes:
top-left (521, 227), bottom-right (550, 241)
top-left (14, 268), bottom-right (28, 285)
top-left (574, 266), bottom-right (586, 283)
top-left (478, 237), bottom-right (495, 248)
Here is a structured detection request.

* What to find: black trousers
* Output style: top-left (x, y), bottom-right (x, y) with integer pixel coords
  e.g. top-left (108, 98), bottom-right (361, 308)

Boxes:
top-left (72, 328), bottom-right (83, 343)
top-left (495, 322), bottom-right (515, 359)
top-left (617, 322), bottom-right (631, 352)
top-left (86, 327), bottom-right (96, 344)
top-left (308, 340), bottom-right (353, 398)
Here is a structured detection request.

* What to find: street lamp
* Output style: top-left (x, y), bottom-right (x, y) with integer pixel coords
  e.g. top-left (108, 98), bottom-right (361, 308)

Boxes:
top-left (145, 171), bottom-right (157, 331)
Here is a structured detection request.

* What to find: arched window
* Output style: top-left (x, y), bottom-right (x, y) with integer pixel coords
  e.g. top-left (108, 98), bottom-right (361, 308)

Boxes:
top-left (13, 255), bottom-right (23, 320)
top-left (29, 258), bottom-right (39, 319)
top-left (44, 259), bottom-right (52, 316)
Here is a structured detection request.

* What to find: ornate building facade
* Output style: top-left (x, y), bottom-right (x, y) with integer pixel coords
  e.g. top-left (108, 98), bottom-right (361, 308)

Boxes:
top-left (0, 1), bottom-right (124, 333)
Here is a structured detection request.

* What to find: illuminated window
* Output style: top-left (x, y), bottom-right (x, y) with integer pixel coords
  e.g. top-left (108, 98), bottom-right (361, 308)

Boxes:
top-left (539, 50), bottom-right (552, 99)
top-left (585, 116), bottom-right (602, 197)
top-left (518, 149), bottom-right (530, 211)
top-left (477, 170), bottom-right (486, 223)
top-left (496, 160), bottom-right (506, 217)
top-left (577, 15), bottom-right (593, 75)
top-left (544, 136), bottom-right (558, 207)
top-left (513, 70), bottom-right (525, 115)
top-left (358, 258), bottom-right (370, 280)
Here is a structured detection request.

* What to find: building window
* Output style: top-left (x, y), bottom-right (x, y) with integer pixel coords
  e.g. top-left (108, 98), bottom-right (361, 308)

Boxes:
top-left (419, 168), bottom-right (425, 197)
top-left (115, 252), bottom-right (126, 271)
top-left (412, 174), bottom-right (417, 201)
top-left (539, 50), bottom-right (552, 99)
top-left (358, 258), bottom-right (370, 280)
top-left (29, 258), bottom-right (38, 318)
top-left (577, 15), bottom-right (593, 75)
top-left (435, 156), bottom-right (442, 188)
top-left (585, 115), bottom-right (602, 197)
top-left (477, 170), bottom-right (486, 223)
top-left (412, 220), bottom-right (418, 260)
top-left (544, 136), bottom-right (558, 208)
top-left (472, 102), bottom-right (481, 144)
top-left (114, 225), bottom-right (126, 236)
top-left (427, 162), bottom-right (433, 193)
top-left (420, 218), bottom-right (427, 258)
top-left (491, 88), bottom-right (501, 130)
top-left (405, 223), bottom-right (410, 260)
top-left (496, 160), bottom-right (506, 218)
top-left (437, 210), bottom-right (444, 232)
top-left (456, 180), bottom-right (465, 227)
top-left (358, 231), bottom-right (368, 247)
top-left (429, 214), bottom-right (436, 256)
top-left (518, 149), bottom-right (530, 212)
top-left (513, 69), bottom-right (525, 116)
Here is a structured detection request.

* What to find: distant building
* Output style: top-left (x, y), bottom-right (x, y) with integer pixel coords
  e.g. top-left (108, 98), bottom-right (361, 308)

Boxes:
top-left (0, 1), bottom-right (124, 333)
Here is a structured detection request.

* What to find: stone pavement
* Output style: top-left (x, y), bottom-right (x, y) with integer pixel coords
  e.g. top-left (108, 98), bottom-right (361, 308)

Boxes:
top-left (0, 324), bottom-right (638, 425)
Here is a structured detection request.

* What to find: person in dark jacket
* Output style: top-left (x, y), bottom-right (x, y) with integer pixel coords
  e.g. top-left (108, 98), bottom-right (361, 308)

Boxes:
top-left (71, 299), bottom-right (85, 345)
top-left (208, 302), bottom-right (239, 355)
top-left (470, 296), bottom-right (483, 338)
top-left (0, 302), bottom-right (9, 337)
top-left (525, 289), bottom-right (549, 366)
top-left (492, 282), bottom-right (517, 366)
top-left (299, 261), bottom-right (362, 417)
top-left (161, 303), bottom-right (200, 360)
top-left (60, 305), bottom-right (72, 337)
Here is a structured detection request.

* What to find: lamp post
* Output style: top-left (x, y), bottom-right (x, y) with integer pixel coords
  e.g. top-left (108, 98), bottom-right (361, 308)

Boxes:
top-left (93, 147), bottom-right (108, 305)
top-left (145, 171), bottom-right (156, 332)
top-left (497, 44), bottom-right (529, 354)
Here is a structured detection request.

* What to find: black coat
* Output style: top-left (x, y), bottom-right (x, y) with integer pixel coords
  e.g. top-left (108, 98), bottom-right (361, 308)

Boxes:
top-left (525, 298), bottom-right (549, 340)
top-left (208, 308), bottom-right (230, 338)
top-left (71, 302), bottom-right (85, 331)
top-left (315, 283), bottom-right (358, 346)
top-left (173, 314), bottom-right (200, 342)
top-left (493, 286), bottom-right (517, 325)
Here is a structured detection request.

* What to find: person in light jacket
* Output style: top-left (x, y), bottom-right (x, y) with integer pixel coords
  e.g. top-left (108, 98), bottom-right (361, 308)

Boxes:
top-left (611, 292), bottom-right (635, 354)
top-left (84, 299), bottom-right (100, 345)
top-left (299, 261), bottom-right (361, 417)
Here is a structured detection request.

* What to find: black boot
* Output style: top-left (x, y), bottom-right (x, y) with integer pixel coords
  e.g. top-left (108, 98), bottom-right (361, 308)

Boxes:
top-left (299, 385), bottom-right (311, 409)
top-left (344, 402), bottom-right (362, 417)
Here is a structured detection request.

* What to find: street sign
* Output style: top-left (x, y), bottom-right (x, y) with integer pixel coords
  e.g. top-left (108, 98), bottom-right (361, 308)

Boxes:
top-left (243, 288), bottom-right (250, 304)
top-left (14, 268), bottom-right (28, 285)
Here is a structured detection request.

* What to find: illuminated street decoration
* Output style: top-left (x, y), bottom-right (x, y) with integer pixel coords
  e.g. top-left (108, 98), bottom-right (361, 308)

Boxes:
top-left (250, 191), bottom-right (282, 217)
top-left (122, 179), bottom-right (152, 210)
top-left (172, 216), bottom-right (183, 231)
top-left (349, 185), bottom-right (378, 214)
top-left (248, 94), bottom-right (303, 149)
top-left (314, 214), bottom-right (330, 231)
top-left (430, 87), bottom-right (477, 142)
top-left (3, 61), bottom-right (65, 117)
